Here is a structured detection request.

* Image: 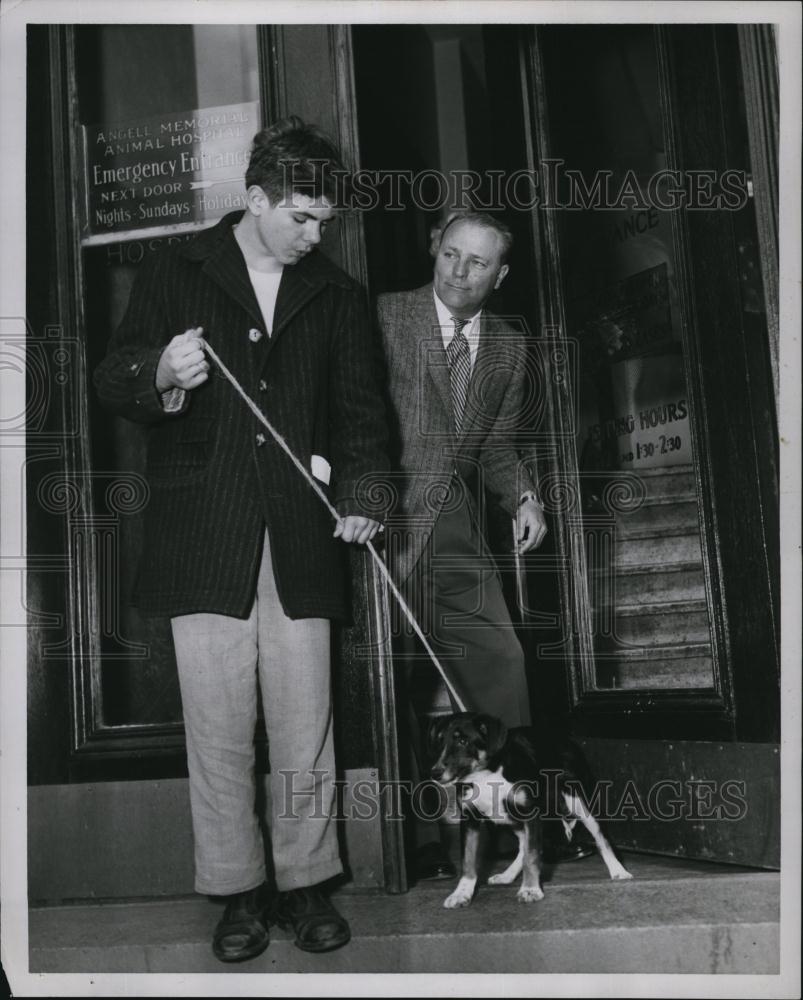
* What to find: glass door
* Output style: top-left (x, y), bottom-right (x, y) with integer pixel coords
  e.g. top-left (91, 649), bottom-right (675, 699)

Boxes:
top-left (522, 24), bottom-right (779, 866)
top-left (72, 25), bottom-right (263, 741)
top-left (540, 25), bottom-right (715, 697)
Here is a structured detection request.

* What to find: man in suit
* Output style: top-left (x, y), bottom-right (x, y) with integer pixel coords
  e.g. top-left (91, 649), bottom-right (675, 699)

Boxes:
top-left (376, 211), bottom-right (548, 878)
top-left (95, 117), bottom-right (388, 961)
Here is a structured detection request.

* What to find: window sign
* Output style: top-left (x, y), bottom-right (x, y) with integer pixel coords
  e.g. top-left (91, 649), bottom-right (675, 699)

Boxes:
top-left (81, 100), bottom-right (258, 244)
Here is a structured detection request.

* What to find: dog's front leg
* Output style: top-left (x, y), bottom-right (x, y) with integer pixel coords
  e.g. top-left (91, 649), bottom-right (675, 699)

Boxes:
top-left (443, 819), bottom-right (483, 909)
top-left (517, 819), bottom-right (545, 902)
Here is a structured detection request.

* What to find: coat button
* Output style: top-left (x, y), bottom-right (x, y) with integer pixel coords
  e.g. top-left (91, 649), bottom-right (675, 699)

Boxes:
top-left (248, 328), bottom-right (263, 343)
top-left (259, 380), bottom-right (267, 392)
top-left (256, 433), bottom-right (266, 447)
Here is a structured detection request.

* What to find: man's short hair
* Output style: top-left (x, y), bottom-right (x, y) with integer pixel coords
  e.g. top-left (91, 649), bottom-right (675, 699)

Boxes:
top-left (245, 116), bottom-right (346, 205)
top-left (434, 210), bottom-right (514, 265)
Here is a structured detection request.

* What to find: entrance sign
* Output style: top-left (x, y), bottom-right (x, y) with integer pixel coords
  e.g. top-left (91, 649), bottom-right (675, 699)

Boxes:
top-left (80, 101), bottom-right (258, 244)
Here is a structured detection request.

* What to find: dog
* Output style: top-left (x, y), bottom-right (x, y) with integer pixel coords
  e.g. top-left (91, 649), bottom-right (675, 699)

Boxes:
top-left (428, 712), bottom-right (633, 908)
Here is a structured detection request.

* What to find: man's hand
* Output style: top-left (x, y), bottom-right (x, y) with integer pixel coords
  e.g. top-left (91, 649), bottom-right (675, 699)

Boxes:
top-left (155, 327), bottom-right (209, 392)
top-left (516, 499), bottom-right (547, 554)
top-left (334, 515), bottom-right (382, 545)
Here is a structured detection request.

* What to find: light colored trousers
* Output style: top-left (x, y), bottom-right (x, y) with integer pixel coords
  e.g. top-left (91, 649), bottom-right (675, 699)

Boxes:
top-left (171, 530), bottom-right (343, 895)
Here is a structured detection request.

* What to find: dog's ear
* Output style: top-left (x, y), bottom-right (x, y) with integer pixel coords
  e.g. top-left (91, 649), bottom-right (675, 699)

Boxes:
top-left (426, 714), bottom-right (453, 759)
top-left (475, 714), bottom-right (508, 755)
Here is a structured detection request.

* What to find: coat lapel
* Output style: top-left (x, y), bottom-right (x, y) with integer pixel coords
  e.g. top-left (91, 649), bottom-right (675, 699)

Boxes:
top-left (270, 260), bottom-right (324, 339)
top-left (263, 250), bottom-right (349, 364)
top-left (197, 220), bottom-right (265, 331)
top-left (409, 285), bottom-right (454, 431)
top-left (458, 312), bottom-right (507, 443)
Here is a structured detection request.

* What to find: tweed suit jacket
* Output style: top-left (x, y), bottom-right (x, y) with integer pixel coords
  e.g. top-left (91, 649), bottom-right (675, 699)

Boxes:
top-left (94, 212), bottom-right (389, 621)
top-left (377, 283), bottom-right (536, 584)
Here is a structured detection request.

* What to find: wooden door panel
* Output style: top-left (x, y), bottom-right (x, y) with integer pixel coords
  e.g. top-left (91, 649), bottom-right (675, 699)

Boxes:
top-left (580, 739), bottom-right (780, 868)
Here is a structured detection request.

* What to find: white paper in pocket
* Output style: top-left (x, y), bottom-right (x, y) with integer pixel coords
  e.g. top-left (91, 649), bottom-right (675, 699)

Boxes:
top-left (311, 454), bottom-right (331, 485)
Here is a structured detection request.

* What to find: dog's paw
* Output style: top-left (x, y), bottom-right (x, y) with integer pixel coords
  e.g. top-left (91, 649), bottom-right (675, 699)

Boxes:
top-left (516, 885), bottom-right (545, 903)
top-left (443, 876), bottom-right (476, 908)
top-left (611, 867), bottom-right (633, 881)
top-left (443, 888), bottom-right (473, 909)
top-left (488, 870), bottom-right (517, 885)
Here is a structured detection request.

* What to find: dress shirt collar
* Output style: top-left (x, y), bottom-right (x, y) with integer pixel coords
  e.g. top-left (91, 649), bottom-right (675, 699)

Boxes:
top-left (433, 289), bottom-right (482, 367)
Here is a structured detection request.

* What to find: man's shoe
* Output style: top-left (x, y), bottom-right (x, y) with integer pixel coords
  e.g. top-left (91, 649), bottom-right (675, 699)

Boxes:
top-left (413, 841), bottom-right (457, 882)
top-left (274, 886), bottom-right (351, 953)
top-left (212, 884), bottom-right (271, 963)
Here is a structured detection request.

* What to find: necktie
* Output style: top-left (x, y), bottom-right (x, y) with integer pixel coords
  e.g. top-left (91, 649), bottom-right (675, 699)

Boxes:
top-left (446, 316), bottom-right (471, 433)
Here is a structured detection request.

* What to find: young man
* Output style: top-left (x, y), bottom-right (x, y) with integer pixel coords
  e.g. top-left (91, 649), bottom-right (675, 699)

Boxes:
top-left (377, 211), bottom-right (548, 879)
top-left (95, 117), bottom-right (388, 961)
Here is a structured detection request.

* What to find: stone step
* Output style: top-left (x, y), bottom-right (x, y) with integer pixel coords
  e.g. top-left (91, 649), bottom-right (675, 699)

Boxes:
top-left (605, 560), bottom-right (707, 604)
top-left (630, 463), bottom-right (695, 500)
top-left (25, 856), bottom-right (779, 975)
top-left (615, 498), bottom-right (699, 537)
top-left (592, 600), bottom-right (712, 646)
top-left (593, 643), bottom-right (714, 690)
top-left (612, 527), bottom-right (704, 568)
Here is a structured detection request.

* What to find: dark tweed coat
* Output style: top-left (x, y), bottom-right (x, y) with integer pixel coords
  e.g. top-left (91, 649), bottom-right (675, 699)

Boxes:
top-left (377, 284), bottom-right (537, 584)
top-left (94, 212), bottom-right (389, 620)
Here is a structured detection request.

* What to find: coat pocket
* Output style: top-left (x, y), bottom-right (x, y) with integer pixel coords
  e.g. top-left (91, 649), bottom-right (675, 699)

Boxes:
top-left (146, 415), bottom-right (217, 484)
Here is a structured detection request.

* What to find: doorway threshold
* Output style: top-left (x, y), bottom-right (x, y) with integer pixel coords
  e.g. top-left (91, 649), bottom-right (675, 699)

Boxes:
top-left (28, 854), bottom-right (779, 975)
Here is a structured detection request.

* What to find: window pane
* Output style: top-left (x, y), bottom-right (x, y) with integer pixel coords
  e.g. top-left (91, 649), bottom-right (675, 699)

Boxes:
top-left (76, 25), bottom-right (260, 243)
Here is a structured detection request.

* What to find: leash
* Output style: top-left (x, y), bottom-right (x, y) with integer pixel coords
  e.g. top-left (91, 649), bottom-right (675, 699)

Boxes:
top-left (199, 338), bottom-right (468, 713)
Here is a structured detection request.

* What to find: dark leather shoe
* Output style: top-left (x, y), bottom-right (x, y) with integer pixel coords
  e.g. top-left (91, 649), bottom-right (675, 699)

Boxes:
top-left (212, 884), bottom-right (271, 963)
top-left (274, 886), bottom-right (351, 953)
top-left (543, 841), bottom-right (596, 864)
top-left (413, 841), bottom-right (457, 881)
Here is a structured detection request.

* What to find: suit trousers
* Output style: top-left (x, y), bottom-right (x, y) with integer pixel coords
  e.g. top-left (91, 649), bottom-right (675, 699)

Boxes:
top-left (407, 492), bottom-right (532, 729)
top-left (171, 529), bottom-right (342, 896)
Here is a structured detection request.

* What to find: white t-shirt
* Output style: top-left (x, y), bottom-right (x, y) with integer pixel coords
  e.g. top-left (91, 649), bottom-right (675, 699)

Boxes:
top-left (247, 266), bottom-right (284, 335)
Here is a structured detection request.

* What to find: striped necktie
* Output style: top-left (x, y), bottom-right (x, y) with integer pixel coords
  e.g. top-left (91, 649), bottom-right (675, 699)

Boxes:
top-left (446, 316), bottom-right (471, 434)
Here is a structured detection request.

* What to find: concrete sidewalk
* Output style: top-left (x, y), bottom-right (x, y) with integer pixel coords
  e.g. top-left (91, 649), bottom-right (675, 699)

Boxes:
top-left (28, 855), bottom-right (779, 974)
